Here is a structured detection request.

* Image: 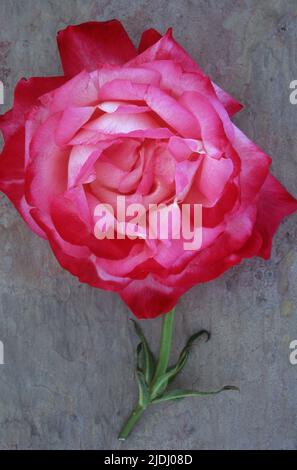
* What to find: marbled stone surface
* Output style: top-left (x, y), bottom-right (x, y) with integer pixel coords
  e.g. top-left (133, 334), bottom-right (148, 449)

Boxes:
top-left (0, 0), bottom-right (296, 450)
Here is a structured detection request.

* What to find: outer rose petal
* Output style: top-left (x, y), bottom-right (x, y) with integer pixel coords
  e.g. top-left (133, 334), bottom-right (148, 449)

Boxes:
top-left (138, 28), bottom-right (162, 53)
top-left (57, 20), bottom-right (137, 76)
top-left (0, 77), bottom-right (68, 238)
top-left (0, 127), bottom-right (46, 238)
top-left (120, 275), bottom-right (182, 319)
top-left (50, 192), bottom-right (136, 261)
top-left (0, 128), bottom-right (25, 203)
top-left (0, 128), bottom-right (46, 238)
top-left (232, 126), bottom-right (271, 206)
top-left (253, 174), bottom-right (297, 259)
top-left (97, 65), bottom-right (161, 88)
top-left (30, 208), bottom-right (128, 291)
top-left (40, 71), bottom-right (98, 113)
top-left (212, 83), bottom-right (243, 117)
top-left (156, 206), bottom-right (256, 291)
top-left (0, 76), bottom-right (66, 140)
top-left (25, 114), bottom-right (69, 212)
top-left (128, 29), bottom-right (243, 117)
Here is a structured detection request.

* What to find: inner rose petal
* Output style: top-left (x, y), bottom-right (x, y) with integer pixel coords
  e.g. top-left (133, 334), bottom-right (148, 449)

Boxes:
top-left (55, 106), bottom-right (95, 146)
top-left (195, 155), bottom-right (234, 206)
top-left (68, 144), bottom-right (99, 188)
top-left (98, 101), bottom-right (150, 114)
top-left (84, 111), bottom-right (160, 134)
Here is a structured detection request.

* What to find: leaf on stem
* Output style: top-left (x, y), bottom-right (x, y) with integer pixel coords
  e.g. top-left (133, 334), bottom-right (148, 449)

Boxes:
top-left (150, 329), bottom-right (210, 400)
top-left (135, 343), bottom-right (149, 408)
top-left (152, 385), bottom-right (240, 404)
top-left (132, 320), bottom-right (156, 385)
top-left (169, 329), bottom-right (210, 378)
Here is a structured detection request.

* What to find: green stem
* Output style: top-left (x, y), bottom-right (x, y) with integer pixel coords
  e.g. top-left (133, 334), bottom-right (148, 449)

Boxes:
top-left (118, 404), bottom-right (146, 440)
top-left (118, 308), bottom-right (176, 440)
top-left (151, 308), bottom-right (175, 385)
top-left (118, 307), bottom-right (235, 440)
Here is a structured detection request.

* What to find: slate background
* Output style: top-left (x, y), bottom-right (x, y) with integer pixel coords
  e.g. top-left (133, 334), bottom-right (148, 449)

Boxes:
top-left (0, 0), bottom-right (296, 450)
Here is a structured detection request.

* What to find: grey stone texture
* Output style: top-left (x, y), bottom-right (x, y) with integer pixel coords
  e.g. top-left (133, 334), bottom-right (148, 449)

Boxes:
top-left (0, 0), bottom-right (296, 450)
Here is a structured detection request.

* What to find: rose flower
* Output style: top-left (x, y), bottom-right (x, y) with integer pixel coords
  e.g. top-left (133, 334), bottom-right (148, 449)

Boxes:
top-left (0, 20), bottom-right (296, 318)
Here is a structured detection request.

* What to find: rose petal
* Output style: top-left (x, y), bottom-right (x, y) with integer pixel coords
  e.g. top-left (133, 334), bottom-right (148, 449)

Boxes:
top-left (98, 101), bottom-right (150, 114)
top-left (56, 106), bottom-right (95, 146)
top-left (120, 274), bottom-right (181, 318)
top-left (25, 114), bottom-right (69, 211)
top-left (232, 126), bottom-right (271, 205)
top-left (31, 208), bottom-right (128, 290)
top-left (68, 145), bottom-right (98, 188)
top-left (128, 28), bottom-right (243, 116)
top-left (168, 136), bottom-right (204, 162)
top-left (85, 111), bottom-right (160, 134)
top-left (196, 155), bottom-right (234, 206)
top-left (57, 20), bottom-right (137, 76)
top-left (40, 71), bottom-right (98, 114)
top-left (180, 91), bottom-right (228, 157)
top-left (175, 158), bottom-right (202, 200)
top-left (253, 174), bottom-right (297, 259)
top-left (138, 28), bottom-right (162, 53)
top-left (144, 85), bottom-right (201, 138)
top-left (97, 65), bottom-right (160, 88)
top-left (0, 76), bottom-right (66, 140)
